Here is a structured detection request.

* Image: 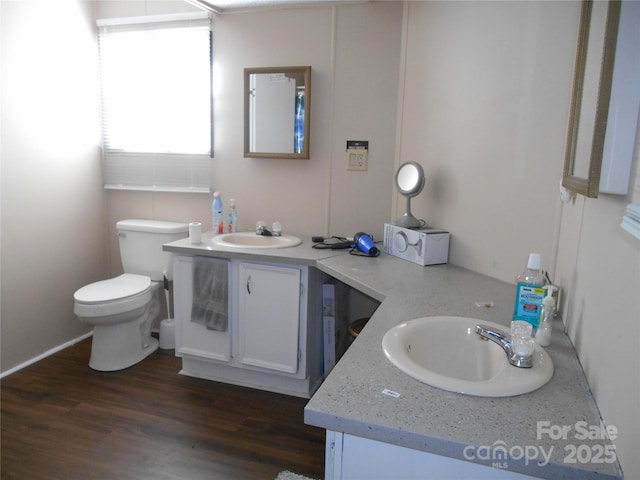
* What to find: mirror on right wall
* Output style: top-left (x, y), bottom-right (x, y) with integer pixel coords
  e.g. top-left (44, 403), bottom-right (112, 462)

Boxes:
top-left (563, 0), bottom-right (640, 198)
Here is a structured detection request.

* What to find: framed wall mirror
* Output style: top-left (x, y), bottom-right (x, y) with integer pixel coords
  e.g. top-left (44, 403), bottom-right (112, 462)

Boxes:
top-left (244, 66), bottom-right (311, 159)
top-left (562, 0), bottom-right (620, 198)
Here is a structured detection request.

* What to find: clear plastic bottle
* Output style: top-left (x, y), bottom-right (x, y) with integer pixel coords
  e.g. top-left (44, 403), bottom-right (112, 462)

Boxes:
top-left (212, 192), bottom-right (223, 234)
top-left (227, 199), bottom-right (237, 233)
top-left (536, 286), bottom-right (556, 346)
top-left (294, 91), bottom-right (305, 154)
top-left (512, 253), bottom-right (546, 328)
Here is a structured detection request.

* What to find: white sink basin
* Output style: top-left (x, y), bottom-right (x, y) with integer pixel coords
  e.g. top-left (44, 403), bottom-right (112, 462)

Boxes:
top-left (212, 232), bottom-right (302, 249)
top-left (382, 316), bottom-right (553, 397)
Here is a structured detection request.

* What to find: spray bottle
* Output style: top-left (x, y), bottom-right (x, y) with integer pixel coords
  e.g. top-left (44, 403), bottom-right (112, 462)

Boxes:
top-left (212, 192), bottom-right (223, 234)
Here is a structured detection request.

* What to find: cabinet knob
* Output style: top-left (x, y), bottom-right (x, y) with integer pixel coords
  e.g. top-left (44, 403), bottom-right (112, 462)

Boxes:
top-left (246, 275), bottom-right (252, 294)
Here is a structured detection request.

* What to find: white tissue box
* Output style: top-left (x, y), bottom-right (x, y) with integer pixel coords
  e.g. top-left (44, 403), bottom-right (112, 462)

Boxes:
top-left (383, 223), bottom-right (450, 266)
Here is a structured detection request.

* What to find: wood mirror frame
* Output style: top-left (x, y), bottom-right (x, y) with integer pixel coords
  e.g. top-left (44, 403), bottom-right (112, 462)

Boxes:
top-left (562, 0), bottom-right (621, 198)
top-left (244, 66), bottom-right (311, 159)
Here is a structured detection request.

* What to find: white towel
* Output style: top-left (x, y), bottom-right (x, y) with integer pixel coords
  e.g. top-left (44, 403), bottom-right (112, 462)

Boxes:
top-left (191, 256), bottom-right (229, 331)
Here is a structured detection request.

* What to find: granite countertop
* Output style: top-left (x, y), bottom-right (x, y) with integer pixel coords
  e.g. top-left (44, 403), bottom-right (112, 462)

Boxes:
top-left (164, 235), bottom-right (622, 479)
top-left (306, 253), bottom-right (622, 480)
top-left (163, 232), bottom-right (346, 266)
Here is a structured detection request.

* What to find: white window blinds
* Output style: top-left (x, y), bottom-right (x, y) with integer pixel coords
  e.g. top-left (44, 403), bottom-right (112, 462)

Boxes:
top-left (97, 12), bottom-right (212, 192)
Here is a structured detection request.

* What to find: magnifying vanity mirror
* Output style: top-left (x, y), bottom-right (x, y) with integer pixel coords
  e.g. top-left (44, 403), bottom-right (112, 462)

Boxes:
top-left (394, 161), bottom-right (425, 229)
top-left (244, 66), bottom-right (311, 159)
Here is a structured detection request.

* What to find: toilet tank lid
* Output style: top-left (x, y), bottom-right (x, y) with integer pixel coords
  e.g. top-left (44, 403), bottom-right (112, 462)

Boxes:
top-left (116, 219), bottom-right (189, 234)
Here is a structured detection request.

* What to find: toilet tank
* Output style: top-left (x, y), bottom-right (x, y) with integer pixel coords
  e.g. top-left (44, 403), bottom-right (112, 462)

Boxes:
top-left (117, 219), bottom-right (189, 281)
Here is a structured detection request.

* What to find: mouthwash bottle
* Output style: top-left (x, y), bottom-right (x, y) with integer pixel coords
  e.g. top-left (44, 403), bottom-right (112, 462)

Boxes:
top-left (512, 253), bottom-right (546, 328)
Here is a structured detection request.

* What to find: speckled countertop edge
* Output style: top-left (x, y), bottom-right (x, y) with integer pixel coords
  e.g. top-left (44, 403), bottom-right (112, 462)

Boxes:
top-left (163, 232), bottom-right (346, 266)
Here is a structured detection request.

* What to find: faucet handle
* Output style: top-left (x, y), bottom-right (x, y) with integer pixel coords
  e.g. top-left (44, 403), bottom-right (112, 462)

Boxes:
top-left (511, 320), bottom-right (533, 337)
top-left (511, 321), bottom-right (534, 351)
top-left (510, 320), bottom-right (535, 364)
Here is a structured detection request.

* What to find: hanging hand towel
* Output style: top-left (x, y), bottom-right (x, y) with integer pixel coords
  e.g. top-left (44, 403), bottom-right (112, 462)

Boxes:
top-left (191, 256), bottom-right (229, 331)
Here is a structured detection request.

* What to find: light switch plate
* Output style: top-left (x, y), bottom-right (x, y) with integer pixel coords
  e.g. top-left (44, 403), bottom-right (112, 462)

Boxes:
top-left (347, 148), bottom-right (368, 171)
top-left (346, 140), bottom-right (368, 171)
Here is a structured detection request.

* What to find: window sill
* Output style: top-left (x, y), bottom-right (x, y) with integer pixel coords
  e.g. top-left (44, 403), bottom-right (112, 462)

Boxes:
top-left (104, 184), bottom-right (211, 194)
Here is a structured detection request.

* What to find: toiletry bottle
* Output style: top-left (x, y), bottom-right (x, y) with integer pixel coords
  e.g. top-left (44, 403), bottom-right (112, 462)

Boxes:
top-left (212, 192), bottom-right (223, 234)
top-left (294, 91), bottom-right (304, 154)
top-left (227, 199), bottom-right (237, 233)
top-left (536, 286), bottom-right (556, 347)
top-left (512, 253), bottom-right (546, 328)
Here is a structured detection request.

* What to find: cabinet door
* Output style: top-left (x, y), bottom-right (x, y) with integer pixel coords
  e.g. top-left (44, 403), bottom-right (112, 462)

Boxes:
top-left (237, 262), bottom-right (301, 374)
top-left (174, 255), bottom-right (231, 362)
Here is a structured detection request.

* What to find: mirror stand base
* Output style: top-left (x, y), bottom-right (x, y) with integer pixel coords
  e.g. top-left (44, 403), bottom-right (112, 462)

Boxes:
top-left (395, 214), bottom-right (423, 229)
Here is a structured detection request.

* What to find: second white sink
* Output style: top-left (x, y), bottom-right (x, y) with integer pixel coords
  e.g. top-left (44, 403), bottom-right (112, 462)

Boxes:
top-left (382, 316), bottom-right (553, 397)
top-left (212, 232), bottom-right (302, 249)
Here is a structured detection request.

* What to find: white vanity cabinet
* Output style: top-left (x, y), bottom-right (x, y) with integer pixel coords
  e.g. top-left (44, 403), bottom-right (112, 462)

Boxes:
top-left (173, 254), bottom-right (325, 398)
top-left (237, 261), bottom-right (302, 375)
top-left (326, 432), bottom-right (538, 480)
top-left (173, 255), bottom-right (232, 363)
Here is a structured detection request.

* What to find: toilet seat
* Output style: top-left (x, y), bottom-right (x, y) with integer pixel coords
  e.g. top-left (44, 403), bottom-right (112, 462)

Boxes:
top-left (74, 274), bottom-right (154, 317)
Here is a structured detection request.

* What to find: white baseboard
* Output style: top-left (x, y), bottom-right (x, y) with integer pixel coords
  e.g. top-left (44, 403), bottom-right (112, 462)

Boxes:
top-left (0, 331), bottom-right (93, 379)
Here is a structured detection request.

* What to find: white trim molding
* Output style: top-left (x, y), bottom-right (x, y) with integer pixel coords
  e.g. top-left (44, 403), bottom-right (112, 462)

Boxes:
top-left (0, 332), bottom-right (93, 379)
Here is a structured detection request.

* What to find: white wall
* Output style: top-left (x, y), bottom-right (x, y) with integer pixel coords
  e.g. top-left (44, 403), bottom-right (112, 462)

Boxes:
top-left (1, 0), bottom-right (107, 372)
top-left (397, 1), bottom-right (578, 283)
top-left (555, 124), bottom-right (640, 479)
top-left (204, 5), bottom-right (336, 235)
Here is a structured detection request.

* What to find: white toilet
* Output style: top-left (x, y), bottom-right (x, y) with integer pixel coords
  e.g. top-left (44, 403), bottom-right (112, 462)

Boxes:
top-left (74, 219), bottom-right (188, 371)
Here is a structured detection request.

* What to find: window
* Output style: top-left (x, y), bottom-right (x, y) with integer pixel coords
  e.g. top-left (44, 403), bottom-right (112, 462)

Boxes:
top-left (97, 12), bottom-right (212, 192)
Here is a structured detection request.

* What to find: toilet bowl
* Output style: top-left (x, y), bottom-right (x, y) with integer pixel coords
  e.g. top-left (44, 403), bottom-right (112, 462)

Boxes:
top-left (74, 274), bottom-right (160, 371)
top-left (73, 219), bottom-right (189, 371)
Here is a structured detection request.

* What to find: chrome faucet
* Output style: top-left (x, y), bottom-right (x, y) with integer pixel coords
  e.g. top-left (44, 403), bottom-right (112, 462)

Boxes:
top-left (475, 324), bottom-right (533, 368)
top-left (256, 221), bottom-right (281, 236)
top-left (256, 224), bottom-right (273, 236)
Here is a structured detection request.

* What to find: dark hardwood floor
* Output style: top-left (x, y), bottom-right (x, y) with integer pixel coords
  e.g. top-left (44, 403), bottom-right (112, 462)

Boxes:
top-left (1, 338), bottom-right (325, 480)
